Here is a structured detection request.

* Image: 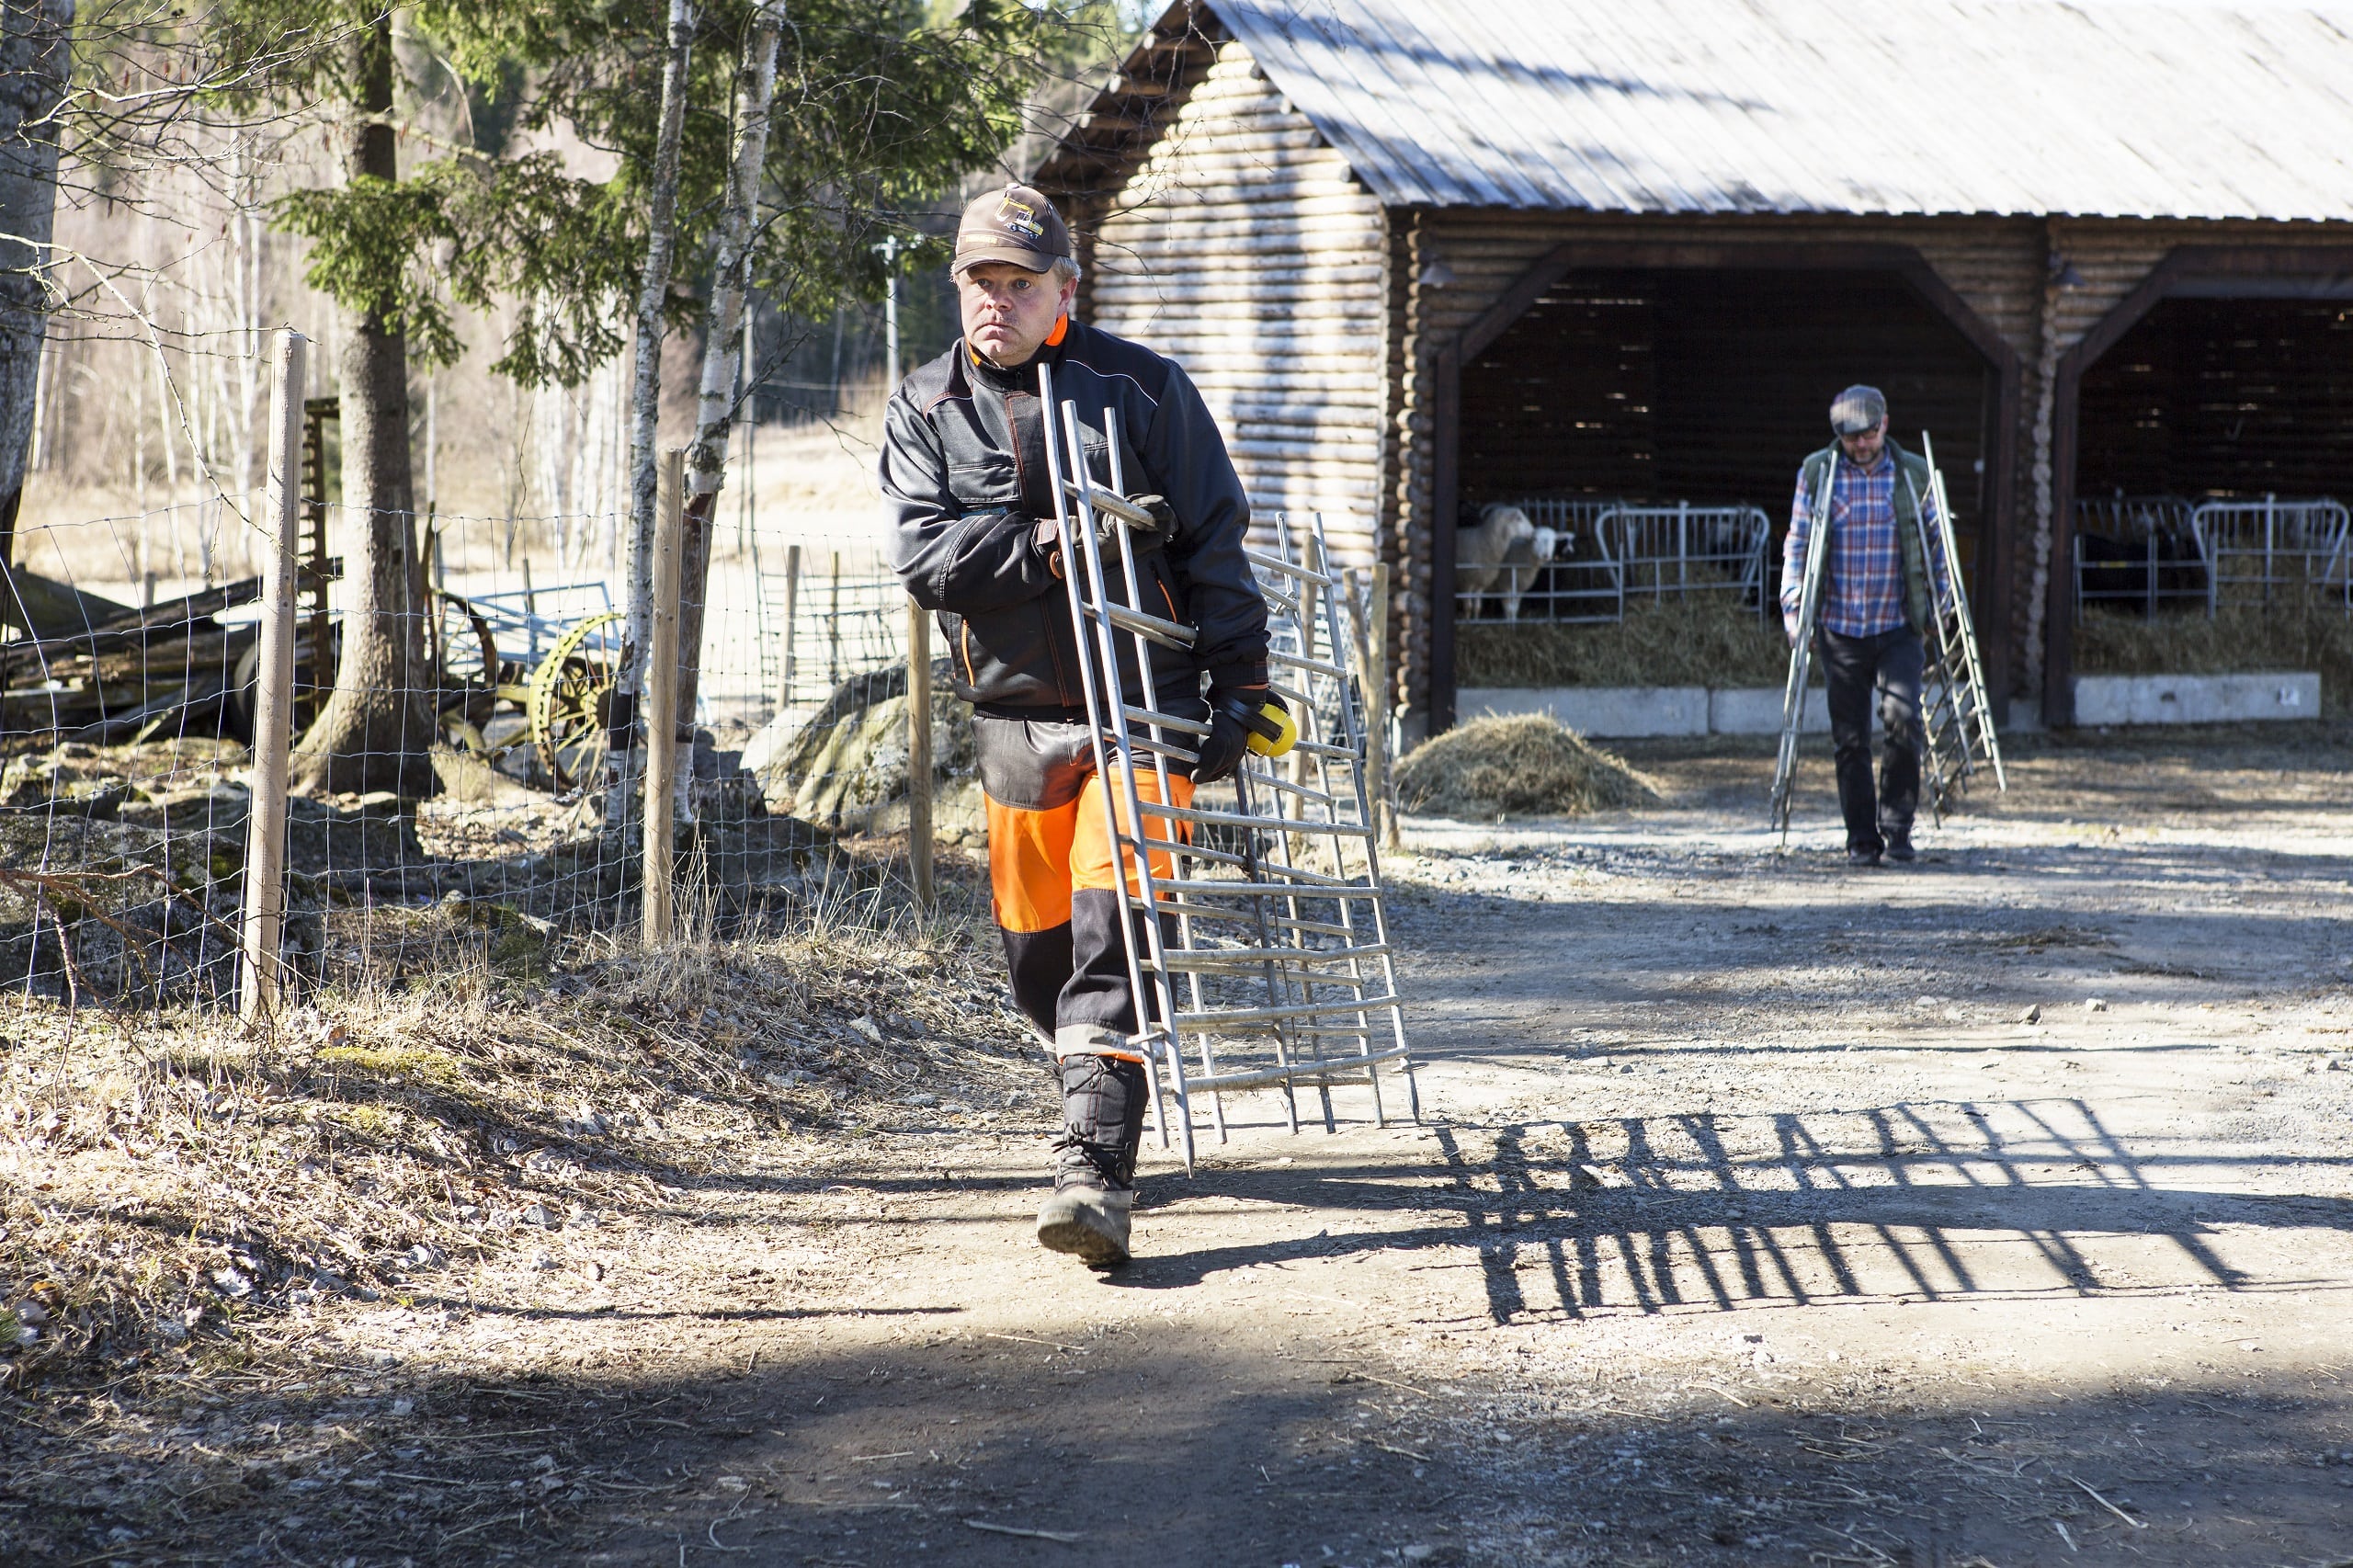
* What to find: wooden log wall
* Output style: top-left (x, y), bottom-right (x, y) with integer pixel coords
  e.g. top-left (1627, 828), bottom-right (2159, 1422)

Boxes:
top-left (1085, 41), bottom-right (1389, 573)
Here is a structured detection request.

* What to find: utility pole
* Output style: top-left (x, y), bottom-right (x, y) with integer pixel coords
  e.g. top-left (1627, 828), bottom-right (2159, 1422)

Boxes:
top-left (875, 234), bottom-right (902, 387)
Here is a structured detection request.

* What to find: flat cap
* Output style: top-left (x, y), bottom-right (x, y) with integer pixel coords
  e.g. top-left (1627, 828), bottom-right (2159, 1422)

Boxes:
top-left (1830, 384), bottom-right (1887, 436)
top-left (952, 184), bottom-right (1071, 275)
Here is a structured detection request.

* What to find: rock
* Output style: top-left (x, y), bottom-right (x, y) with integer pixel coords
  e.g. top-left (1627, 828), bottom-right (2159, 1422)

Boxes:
top-left (749, 659), bottom-right (974, 835)
top-left (2018, 1004), bottom-right (2041, 1024)
top-left (430, 744), bottom-right (540, 806)
top-left (285, 793), bottom-right (425, 871)
top-left (117, 782), bottom-right (250, 834)
top-left (2086, 997), bottom-right (2109, 1012)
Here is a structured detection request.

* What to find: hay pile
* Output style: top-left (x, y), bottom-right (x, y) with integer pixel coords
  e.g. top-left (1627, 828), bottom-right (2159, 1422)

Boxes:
top-left (1394, 713), bottom-right (1661, 819)
top-left (1457, 594), bottom-right (1792, 688)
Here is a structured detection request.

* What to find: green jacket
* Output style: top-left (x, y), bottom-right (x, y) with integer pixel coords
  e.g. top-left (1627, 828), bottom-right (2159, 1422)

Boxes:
top-left (1798, 438), bottom-right (1938, 635)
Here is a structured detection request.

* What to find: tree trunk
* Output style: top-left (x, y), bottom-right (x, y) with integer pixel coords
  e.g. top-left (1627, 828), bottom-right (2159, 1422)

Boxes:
top-left (605, 0), bottom-right (698, 829)
top-left (0, 0), bottom-right (74, 570)
top-left (290, 14), bottom-right (437, 797)
top-left (676, 0), bottom-right (784, 761)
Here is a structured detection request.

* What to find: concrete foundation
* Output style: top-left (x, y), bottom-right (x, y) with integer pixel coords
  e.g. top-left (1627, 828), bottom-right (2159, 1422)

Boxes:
top-left (1457, 685), bottom-right (1844, 738)
top-left (2071, 671), bottom-right (2320, 726)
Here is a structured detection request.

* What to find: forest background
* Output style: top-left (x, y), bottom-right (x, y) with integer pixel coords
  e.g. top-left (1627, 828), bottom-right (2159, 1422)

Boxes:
top-left (6, 0), bottom-right (1139, 592)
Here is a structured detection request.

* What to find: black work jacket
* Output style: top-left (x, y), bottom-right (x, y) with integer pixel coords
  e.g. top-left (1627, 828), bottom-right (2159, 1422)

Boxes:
top-left (879, 320), bottom-right (1268, 715)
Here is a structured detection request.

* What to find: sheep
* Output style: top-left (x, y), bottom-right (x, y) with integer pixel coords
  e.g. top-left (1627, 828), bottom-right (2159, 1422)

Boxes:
top-left (1456, 503), bottom-right (1568, 620)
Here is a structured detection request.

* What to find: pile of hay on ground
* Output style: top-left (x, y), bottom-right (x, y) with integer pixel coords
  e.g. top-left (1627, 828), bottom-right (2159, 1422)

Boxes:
top-left (1393, 713), bottom-right (1661, 819)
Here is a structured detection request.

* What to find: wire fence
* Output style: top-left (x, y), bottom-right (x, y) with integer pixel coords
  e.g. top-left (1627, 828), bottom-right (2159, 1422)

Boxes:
top-left (2073, 494), bottom-right (2352, 619)
top-left (0, 337), bottom-right (1401, 1028)
top-left (0, 477), bottom-right (954, 1015)
top-left (1456, 496), bottom-right (1772, 625)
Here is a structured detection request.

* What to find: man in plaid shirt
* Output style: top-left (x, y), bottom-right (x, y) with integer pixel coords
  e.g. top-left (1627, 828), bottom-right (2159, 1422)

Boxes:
top-left (1781, 384), bottom-right (1951, 868)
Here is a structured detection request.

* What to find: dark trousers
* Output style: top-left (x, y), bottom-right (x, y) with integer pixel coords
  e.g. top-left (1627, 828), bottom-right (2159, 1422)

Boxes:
top-left (1818, 625), bottom-right (1923, 854)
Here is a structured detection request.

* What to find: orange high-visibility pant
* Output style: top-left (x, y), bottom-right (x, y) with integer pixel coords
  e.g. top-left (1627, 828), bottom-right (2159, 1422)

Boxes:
top-left (979, 716), bottom-right (1192, 1060)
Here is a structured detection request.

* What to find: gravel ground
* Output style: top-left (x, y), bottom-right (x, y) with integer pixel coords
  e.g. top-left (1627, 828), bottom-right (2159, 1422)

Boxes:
top-left (8, 723), bottom-right (2353, 1568)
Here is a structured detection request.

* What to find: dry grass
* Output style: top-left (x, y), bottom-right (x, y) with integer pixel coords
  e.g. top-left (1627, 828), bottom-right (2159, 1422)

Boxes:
top-left (1458, 595), bottom-right (1792, 688)
top-left (0, 859), bottom-right (1040, 1391)
top-left (1394, 713), bottom-right (1662, 821)
top-left (2074, 601), bottom-right (2353, 717)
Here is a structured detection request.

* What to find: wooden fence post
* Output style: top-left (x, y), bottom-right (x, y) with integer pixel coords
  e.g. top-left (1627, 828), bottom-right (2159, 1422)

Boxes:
top-left (906, 597), bottom-right (934, 907)
top-left (239, 330), bottom-right (306, 1025)
top-left (777, 541), bottom-right (800, 716)
top-left (642, 449), bottom-right (685, 944)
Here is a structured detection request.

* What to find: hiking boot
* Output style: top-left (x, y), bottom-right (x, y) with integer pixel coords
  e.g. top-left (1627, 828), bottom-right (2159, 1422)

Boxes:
top-left (1036, 1181), bottom-right (1132, 1267)
top-left (1884, 831), bottom-right (1916, 864)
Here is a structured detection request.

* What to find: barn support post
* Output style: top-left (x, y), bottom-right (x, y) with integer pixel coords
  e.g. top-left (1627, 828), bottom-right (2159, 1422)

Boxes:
top-left (2042, 242), bottom-right (2353, 728)
top-left (1430, 344), bottom-right (1460, 731)
top-left (1426, 236), bottom-right (2023, 733)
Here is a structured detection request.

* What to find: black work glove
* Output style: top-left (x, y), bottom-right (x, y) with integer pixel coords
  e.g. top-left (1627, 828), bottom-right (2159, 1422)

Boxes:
top-left (1125, 493), bottom-right (1176, 549)
top-left (1193, 687), bottom-right (1284, 785)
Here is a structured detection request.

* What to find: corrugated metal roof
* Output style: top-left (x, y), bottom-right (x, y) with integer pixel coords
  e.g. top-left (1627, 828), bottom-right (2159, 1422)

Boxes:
top-left (1205, 0), bottom-right (2353, 220)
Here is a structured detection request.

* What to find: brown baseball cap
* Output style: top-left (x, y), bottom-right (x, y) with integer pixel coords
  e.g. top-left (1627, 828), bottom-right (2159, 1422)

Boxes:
top-left (952, 184), bottom-right (1071, 275)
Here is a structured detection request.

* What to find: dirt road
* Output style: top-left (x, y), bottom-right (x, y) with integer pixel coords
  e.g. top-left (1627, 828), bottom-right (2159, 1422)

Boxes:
top-left (16, 727), bottom-right (2353, 1567)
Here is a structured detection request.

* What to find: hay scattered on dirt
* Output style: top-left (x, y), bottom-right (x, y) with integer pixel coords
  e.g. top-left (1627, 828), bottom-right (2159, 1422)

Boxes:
top-left (1457, 595), bottom-right (1792, 689)
top-left (2075, 602), bottom-right (2353, 717)
top-left (1394, 714), bottom-right (1661, 820)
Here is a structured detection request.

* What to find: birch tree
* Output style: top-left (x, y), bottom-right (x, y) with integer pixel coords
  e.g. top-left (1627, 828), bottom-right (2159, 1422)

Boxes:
top-left (0, 0), bottom-right (75, 564)
top-left (674, 0), bottom-right (786, 746)
top-left (605, 0), bottom-right (697, 828)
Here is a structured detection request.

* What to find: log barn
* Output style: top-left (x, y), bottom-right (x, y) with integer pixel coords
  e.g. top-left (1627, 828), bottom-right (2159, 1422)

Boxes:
top-left (1034, 0), bottom-right (2353, 734)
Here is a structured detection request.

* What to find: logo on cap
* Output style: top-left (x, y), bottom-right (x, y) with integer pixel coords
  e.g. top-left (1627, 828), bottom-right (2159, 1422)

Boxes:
top-left (996, 195), bottom-right (1045, 240)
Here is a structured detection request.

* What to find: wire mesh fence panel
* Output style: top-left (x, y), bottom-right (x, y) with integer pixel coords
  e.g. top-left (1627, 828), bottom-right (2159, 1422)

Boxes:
top-left (1601, 503), bottom-right (1771, 612)
top-left (1455, 496), bottom-right (1769, 625)
top-left (2188, 496), bottom-right (2352, 613)
top-left (0, 490), bottom-right (935, 1018)
top-left (2072, 496), bottom-right (2206, 618)
top-left (0, 496), bottom-right (278, 1008)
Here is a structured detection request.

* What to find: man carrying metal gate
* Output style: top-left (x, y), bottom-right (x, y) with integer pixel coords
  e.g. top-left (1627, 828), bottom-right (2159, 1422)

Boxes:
top-left (879, 185), bottom-right (1277, 1267)
top-left (1780, 385), bottom-right (1952, 867)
